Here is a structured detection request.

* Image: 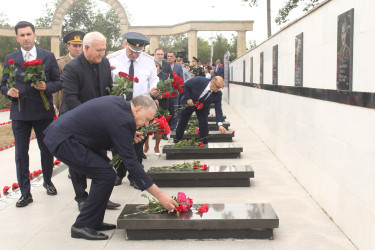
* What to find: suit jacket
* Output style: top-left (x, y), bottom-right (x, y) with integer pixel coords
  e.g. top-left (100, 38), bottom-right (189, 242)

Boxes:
top-left (161, 60), bottom-right (173, 79)
top-left (60, 53), bottom-right (113, 114)
top-left (43, 96), bottom-right (153, 191)
top-left (172, 63), bottom-right (184, 79)
top-left (1, 47), bottom-right (61, 120)
top-left (182, 76), bottom-right (223, 124)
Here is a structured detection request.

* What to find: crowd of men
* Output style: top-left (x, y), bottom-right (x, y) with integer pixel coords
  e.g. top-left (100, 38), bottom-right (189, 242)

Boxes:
top-left (0, 20), bottom-right (226, 241)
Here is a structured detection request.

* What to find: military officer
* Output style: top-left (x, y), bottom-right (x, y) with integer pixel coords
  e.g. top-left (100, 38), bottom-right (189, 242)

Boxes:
top-left (190, 57), bottom-right (205, 77)
top-left (54, 31), bottom-right (85, 109)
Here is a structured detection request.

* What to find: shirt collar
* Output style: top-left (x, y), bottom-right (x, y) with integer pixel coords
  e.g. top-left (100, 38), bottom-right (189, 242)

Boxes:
top-left (21, 46), bottom-right (37, 60)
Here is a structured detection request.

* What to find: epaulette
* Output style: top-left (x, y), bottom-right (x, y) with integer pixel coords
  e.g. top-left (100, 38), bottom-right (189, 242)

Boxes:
top-left (141, 52), bottom-right (153, 59)
top-left (107, 50), bottom-right (122, 59)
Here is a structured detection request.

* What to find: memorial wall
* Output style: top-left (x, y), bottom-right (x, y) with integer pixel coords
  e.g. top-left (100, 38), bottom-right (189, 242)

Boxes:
top-left (227, 0), bottom-right (375, 249)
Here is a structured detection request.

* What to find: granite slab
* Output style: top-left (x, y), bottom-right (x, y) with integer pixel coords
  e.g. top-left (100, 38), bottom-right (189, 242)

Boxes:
top-left (170, 130), bottom-right (234, 142)
top-left (191, 115), bottom-right (226, 122)
top-left (187, 121), bottom-right (230, 131)
top-left (163, 143), bottom-right (243, 159)
top-left (117, 203), bottom-right (279, 240)
top-left (147, 165), bottom-right (254, 187)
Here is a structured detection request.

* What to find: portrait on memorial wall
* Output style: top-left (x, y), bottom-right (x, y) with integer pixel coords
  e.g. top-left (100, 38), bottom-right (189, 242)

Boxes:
top-left (273, 45), bottom-right (278, 85)
top-left (260, 52), bottom-right (264, 84)
top-left (250, 57), bottom-right (253, 83)
top-left (337, 9), bottom-right (354, 91)
top-left (295, 33), bottom-right (303, 87)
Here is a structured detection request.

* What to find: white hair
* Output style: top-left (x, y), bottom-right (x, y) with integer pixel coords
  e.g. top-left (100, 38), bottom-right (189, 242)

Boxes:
top-left (83, 31), bottom-right (106, 47)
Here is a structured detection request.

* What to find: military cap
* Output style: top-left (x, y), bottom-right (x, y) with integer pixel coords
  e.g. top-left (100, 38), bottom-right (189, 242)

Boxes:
top-left (63, 31), bottom-right (85, 44)
top-left (123, 32), bottom-right (150, 52)
top-left (192, 56), bottom-right (199, 62)
top-left (176, 51), bottom-right (186, 61)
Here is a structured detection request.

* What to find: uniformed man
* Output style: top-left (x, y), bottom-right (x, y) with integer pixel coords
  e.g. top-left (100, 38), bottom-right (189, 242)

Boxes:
top-left (108, 32), bottom-right (159, 186)
top-left (190, 56), bottom-right (205, 77)
top-left (176, 52), bottom-right (191, 81)
top-left (54, 31), bottom-right (85, 110)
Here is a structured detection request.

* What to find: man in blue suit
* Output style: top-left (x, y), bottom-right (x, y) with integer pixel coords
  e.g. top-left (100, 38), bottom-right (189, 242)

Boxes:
top-left (43, 95), bottom-right (178, 240)
top-left (1, 21), bottom-right (61, 207)
top-left (175, 76), bottom-right (227, 145)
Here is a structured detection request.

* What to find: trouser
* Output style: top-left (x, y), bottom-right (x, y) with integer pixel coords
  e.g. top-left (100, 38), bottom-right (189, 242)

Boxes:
top-left (12, 119), bottom-right (54, 195)
top-left (53, 136), bottom-right (116, 228)
top-left (115, 137), bottom-right (145, 179)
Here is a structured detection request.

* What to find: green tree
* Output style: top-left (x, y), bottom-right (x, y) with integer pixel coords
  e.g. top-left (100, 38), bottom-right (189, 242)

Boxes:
top-left (0, 12), bottom-right (19, 63)
top-left (158, 34), bottom-right (188, 57)
top-left (197, 37), bottom-right (211, 64)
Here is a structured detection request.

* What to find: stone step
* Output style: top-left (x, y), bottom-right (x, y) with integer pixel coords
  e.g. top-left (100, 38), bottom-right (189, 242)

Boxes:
top-left (162, 143), bottom-right (243, 159)
top-left (170, 130), bottom-right (234, 142)
top-left (117, 203), bottom-right (279, 240)
top-left (147, 165), bottom-right (254, 187)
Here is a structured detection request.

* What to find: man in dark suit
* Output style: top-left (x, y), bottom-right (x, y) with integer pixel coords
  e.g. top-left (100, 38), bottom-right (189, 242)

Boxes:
top-left (0, 21), bottom-right (61, 207)
top-left (60, 31), bottom-right (120, 211)
top-left (43, 95), bottom-right (178, 240)
top-left (175, 76), bottom-right (227, 145)
top-left (154, 48), bottom-right (173, 78)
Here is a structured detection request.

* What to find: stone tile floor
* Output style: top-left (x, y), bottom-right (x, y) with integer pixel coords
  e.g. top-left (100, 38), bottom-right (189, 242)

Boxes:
top-left (0, 102), bottom-right (357, 249)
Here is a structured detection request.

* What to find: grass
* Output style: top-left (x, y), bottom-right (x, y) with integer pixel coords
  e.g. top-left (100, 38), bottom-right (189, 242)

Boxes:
top-left (0, 124), bottom-right (35, 146)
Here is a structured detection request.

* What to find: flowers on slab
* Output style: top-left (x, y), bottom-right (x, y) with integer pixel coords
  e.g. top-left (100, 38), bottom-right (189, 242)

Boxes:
top-left (22, 59), bottom-right (50, 110)
top-left (3, 59), bottom-right (20, 111)
top-left (54, 159), bottom-right (61, 166)
top-left (11, 183), bottom-right (19, 191)
top-left (3, 186), bottom-right (10, 195)
top-left (124, 192), bottom-right (208, 218)
top-left (231, 130), bottom-right (235, 135)
top-left (107, 71), bottom-right (138, 99)
top-left (174, 138), bottom-right (204, 148)
top-left (174, 101), bottom-right (204, 118)
top-left (148, 160), bottom-right (208, 172)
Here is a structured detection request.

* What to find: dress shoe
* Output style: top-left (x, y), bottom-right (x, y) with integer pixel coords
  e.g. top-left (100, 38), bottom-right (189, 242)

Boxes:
top-left (114, 176), bottom-right (123, 186)
top-left (94, 222), bottom-right (116, 231)
top-left (43, 182), bottom-right (57, 195)
top-left (16, 193), bottom-right (33, 207)
top-left (71, 225), bottom-right (108, 240)
top-left (106, 200), bottom-right (121, 209)
top-left (78, 201), bottom-right (85, 212)
top-left (162, 134), bottom-right (168, 140)
top-left (142, 152), bottom-right (147, 159)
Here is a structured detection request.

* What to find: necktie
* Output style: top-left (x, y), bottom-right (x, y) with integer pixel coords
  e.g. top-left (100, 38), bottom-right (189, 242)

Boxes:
top-left (25, 51), bottom-right (30, 62)
top-left (126, 60), bottom-right (134, 101)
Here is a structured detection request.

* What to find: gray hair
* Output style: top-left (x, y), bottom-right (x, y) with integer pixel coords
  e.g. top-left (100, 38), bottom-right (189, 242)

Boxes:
top-left (154, 57), bottom-right (162, 68)
top-left (83, 31), bottom-right (106, 47)
top-left (131, 95), bottom-right (157, 113)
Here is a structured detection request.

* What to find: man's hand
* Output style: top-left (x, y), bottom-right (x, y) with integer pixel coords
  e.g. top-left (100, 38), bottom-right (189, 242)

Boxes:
top-left (147, 184), bottom-right (178, 211)
top-left (154, 99), bottom-right (159, 106)
top-left (218, 125), bottom-right (227, 134)
top-left (134, 131), bottom-right (144, 143)
top-left (34, 81), bottom-right (47, 91)
top-left (150, 87), bottom-right (160, 97)
top-left (187, 99), bottom-right (194, 106)
top-left (7, 87), bottom-right (19, 98)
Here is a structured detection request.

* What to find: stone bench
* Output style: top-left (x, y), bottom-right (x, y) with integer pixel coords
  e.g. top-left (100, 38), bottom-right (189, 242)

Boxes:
top-left (162, 143), bottom-right (243, 159)
top-left (147, 165), bottom-right (254, 187)
top-left (117, 203), bottom-right (279, 240)
top-left (170, 130), bottom-right (234, 142)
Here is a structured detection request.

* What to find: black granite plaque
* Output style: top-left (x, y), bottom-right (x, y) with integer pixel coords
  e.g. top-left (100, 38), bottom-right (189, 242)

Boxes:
top-left (260, 52), bottom-right (264, 84)
top-left (250, 56), bottom-right (254, 83)
top-left (295, 33), bottom-right (303, 87)
top-left (170, 130), bottom-right (234, 142)
top-left (186, 121), bottom-right (230, 131)
top-left (163, 143), bottom-right (243, 159)
top-left (117, 203), bottom-right (279, 240)
top-left (191, 115), bottom-right (226, 122)
top-left (337, 9), bottom-right (354, 91)
top-left (147, 165), bottom-right (254, 187)
top-left (273, 45), bottom-right (278, 85)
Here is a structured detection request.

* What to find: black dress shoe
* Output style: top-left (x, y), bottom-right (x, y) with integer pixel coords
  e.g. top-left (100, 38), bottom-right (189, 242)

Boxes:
top-left (43, 182), bottom-right (57, 195)
top-left (142, 152), bottom-right (147, 159)
top-left (78, 201), bottom-right (85, 212)
top-left (71, 225), bottom-right (108, 240)
top-left (16, 193), bottom-right (33, 207)
top-left (130, 181), bottom-right (140, 190)
top-left (114, 176), bottom-right (123, 186)
top-left (162, 134), bottom-right (168, 140)
top-left (106, 200), bottom-right (120, 209)
top-left (94, 222), bottom-right (116, 231)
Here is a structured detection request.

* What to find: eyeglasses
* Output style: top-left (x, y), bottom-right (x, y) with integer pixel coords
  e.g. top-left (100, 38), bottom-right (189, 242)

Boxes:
top-left (213, 81), bottom-right (224, 90)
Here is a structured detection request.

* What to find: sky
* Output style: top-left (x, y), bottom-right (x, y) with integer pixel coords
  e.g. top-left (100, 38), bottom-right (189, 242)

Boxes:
top-left (2, 0), bottom-right (311, 46)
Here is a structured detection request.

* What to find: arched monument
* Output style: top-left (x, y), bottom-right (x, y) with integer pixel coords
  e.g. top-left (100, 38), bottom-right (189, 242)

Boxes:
top-left (0, 0), bottom-right (253, 59)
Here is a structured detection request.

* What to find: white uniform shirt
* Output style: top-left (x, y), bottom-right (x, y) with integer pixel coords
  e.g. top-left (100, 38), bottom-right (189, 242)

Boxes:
top-left (108, 49), bottom-right (158, 98)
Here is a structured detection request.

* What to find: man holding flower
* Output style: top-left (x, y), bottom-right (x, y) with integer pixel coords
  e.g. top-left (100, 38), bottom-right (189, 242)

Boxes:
top-left (0, 21), bottom-right (61, 207)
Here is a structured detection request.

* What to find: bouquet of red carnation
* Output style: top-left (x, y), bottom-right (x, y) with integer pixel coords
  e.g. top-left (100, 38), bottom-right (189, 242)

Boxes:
top-left (174, 100), bottom-right (204, 118)
top-left (12, 183), bottom-right (19, 191)
top-left (174, 137), bottom-right (204, 148)
top-left (171, 72), bottom-right (184, 94)
top-left (21, 59), bottom-right (50, 110)
top-left (107, 71), bottom-right (139, 99)
top-left (3, 59), bottom-right (21, 111)
top-left (153, 115), bottom-right (171, 135)
top-left (157, 73), bottom-right (184, 99)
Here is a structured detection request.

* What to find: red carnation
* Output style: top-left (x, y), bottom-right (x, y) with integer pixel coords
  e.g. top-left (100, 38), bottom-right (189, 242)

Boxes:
top-left (12, 183), bottom-right (19, 191)
top-left (231, 130), bottom-right (235, 135)
top-left (53, 116), bottom-right (58, 121)
top-left (118, 72), bottom-right (127, 78)
top-left (166, 115), bottom-right (172, 122)
top-left (22, 61), bottom-right (29, 68)
top-left (36, 169), bottom-right (43, 175)
top-left (171, 91), bottom-right (177, 98)
top-left (178, 87), bottom-right (183, 94)
top-left (193, 165), bottom-right (198, 169)
top-left (134, 77), bottom-right (139, 83)
top-left (194, 101), bottom-right (200, 108)
top-left (198, 141), bottom-right (204, 148)
top-left (54, 159), bottom-right (61, 166)
top-left (198, 203), bottom-right (209, 213)
top-left (197, 103), bottom-right (204, 110)
top-left (173, 72), bottom-right (177, 78)
top-left (3, 186), bottom-right (10, 194)
top-left (8, 59), bottom-right (15, 65)
top-left (28, 60), bottom-right (36, 67)
top-left (201, 164), bottom-right (208, 170)
top-left (162, 92), bottom-right (170, 99)
top-left (128, 74), bottom-right (134, 81)
top-left (36, 59), bottom-right (43, 65)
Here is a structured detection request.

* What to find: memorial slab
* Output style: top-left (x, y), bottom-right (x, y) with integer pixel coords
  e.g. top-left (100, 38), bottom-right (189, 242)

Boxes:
top-left (170, 130), bottom-right (234, 142)
top-left (117, 203), bottom-right (279, 240)
top-left (163, 143), bottom-right (243, 159)
top-left (147, 165), bottom-right (254, 187)
top-left (187, 121), bottom-right (230, 131)
top-left (191, 115), bottom-right (226, 122)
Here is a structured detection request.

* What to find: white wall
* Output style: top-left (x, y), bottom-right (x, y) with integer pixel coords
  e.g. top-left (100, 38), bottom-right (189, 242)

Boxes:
top-left (228, 0), bottom-right (375, 249)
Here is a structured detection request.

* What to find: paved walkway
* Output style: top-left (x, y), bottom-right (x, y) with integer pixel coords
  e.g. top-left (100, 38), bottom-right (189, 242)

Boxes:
top-left (0, 102), bottom-right (356, 249)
